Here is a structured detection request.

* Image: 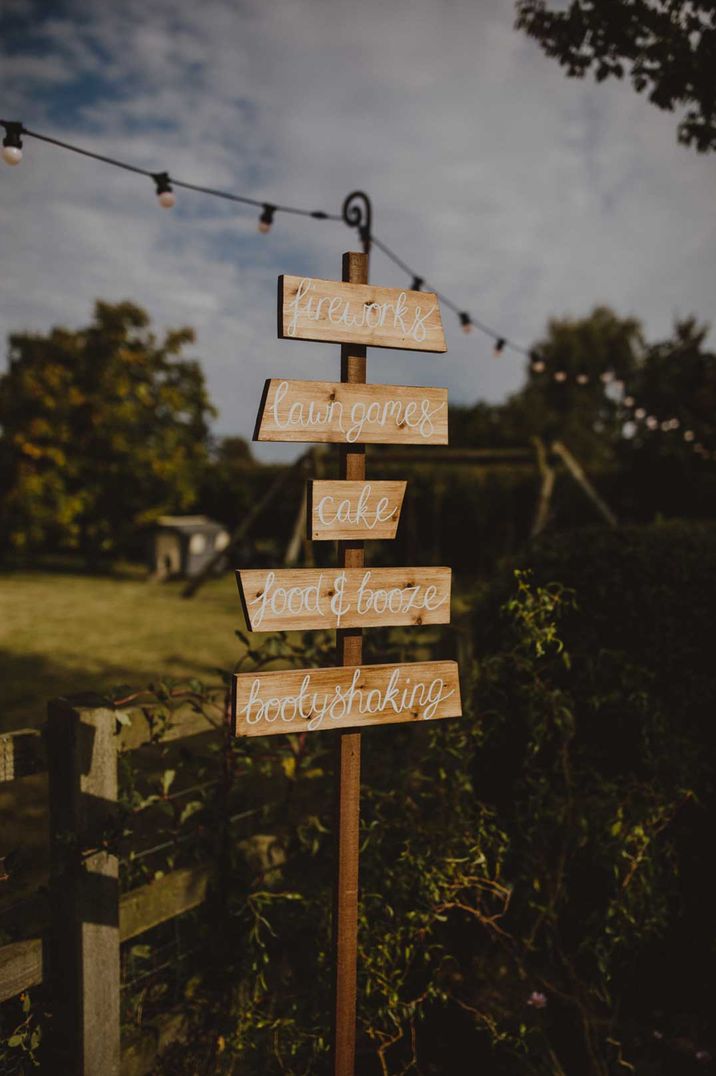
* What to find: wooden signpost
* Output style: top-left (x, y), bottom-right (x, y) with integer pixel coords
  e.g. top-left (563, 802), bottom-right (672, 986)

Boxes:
top-left (308, 480), bottom-right (406, 540)
top-left (254, 379), bottom-right (448, 445)
top-left (278, 274), bottom-right (446, 351)
top-left (233, 250), bottom-right (461, 1075)
top-left (237, 567), bottom-right (451, 631)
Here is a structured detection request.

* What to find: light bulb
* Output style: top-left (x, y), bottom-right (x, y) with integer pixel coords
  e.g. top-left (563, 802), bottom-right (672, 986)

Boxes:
top-left (600, 370), bottom-right (614, 384)
top-left (634, 408), bottom-right (646, 420)
top-left (624, 396), bottom-right (635, 407)
top-left (646, 416), bottom-right (658, 429)
top-left (531, 360), bottom-right (545, 374)
top-left (459, 313), bottom-right (472, 334)
top-left (493, 338), bottom-right (506, 357)
top-left (2, 145), bottom-right (22, 166)
top-left (258, 204), bottom-right (275, 233)
top-left (684, 430), bottom-right (695, 442)
top-left (152, 172), bottom-right (175, 208)
top-left (577, 373), bottom-right (589, 385)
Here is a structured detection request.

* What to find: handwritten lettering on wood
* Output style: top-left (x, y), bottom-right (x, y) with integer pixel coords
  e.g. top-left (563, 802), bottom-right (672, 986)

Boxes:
top-left (254, 380), bottom-right (448, 445)
top-left (233, 660), bottom-right (461, 737)
top-left (278, 275), bottom-right (447, 352)
top-left (236, 567), bottom-right (451, 632)
top-left (308, 481), bottom-right (406, 541)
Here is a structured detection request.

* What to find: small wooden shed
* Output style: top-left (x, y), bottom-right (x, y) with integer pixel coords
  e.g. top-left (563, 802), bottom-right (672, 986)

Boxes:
top-left (149, 516), bottom-right (230, 581)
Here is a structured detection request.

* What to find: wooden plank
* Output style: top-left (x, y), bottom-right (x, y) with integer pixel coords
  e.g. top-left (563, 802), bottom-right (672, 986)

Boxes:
top-left (233, 660), bottom-right (462, 737)
top-left (308, 480), bottom-right (406, 540)
top-left (0, 867), bottom-right (212, 1005)
top-left (0, 938), bottom-right (43, 1002)
top-left (0, 729), bottom-right (45, 783)
top-left (278, 274), bottom-right (446, 352)
top-left (119, 866), bottom-right (211, 943)
top-left (237, 566), bottom-right (451, 632)
top-left (254, 380), bottom-right (448, 445)
top-left (46, 698), bottom-right (120, 1075)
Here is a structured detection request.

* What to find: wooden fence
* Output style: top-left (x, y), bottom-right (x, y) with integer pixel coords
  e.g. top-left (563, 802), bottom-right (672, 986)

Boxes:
top-left (0, 696), bottom-right (220, 1075)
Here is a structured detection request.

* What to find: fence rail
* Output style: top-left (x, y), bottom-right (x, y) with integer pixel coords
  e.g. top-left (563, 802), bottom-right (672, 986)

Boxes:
top-left (1, 695), bottom-right (224, 1074)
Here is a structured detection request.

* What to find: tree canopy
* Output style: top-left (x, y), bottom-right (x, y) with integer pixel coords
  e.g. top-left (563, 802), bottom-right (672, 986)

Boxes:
top-left (450, 306), bottom-right (715, 466)
top-left (0, 301), bottom-right (216, 558)
top-left (515, 0), bottom-right (716, 151)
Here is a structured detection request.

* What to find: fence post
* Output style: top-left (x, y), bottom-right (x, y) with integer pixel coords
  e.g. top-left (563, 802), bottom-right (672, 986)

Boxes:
top-left (46, 695), bottom-right (121, 1075)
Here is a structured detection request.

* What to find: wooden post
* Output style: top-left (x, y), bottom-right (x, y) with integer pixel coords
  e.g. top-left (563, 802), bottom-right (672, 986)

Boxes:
top-left (46, 696), bottom-right (121, 1075)
top-left (332, 250), bottom-right (367, 1075)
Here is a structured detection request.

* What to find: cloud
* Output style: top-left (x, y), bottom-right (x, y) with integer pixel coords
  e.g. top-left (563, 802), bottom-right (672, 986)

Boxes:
top-left (1, 0), bottom-right (714, 461)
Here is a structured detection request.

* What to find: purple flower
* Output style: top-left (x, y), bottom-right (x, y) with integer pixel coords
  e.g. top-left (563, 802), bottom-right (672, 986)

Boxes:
top-left (527, 990), bottom-right (547, 1009)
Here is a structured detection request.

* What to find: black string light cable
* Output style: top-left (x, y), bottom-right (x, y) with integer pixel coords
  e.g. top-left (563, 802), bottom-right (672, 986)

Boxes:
top-left (2, 119), bottom-right (712, 459)
top-left (0, 120), bottom-right (340, 224)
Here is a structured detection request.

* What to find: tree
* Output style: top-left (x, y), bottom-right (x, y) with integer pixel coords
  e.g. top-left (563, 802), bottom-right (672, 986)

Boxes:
top-left (0, 301), bottom-right (216, 559)
top-left (515, 0), bottom-right (716, 151)
top-left (451, 306), bottom-right (644, 465)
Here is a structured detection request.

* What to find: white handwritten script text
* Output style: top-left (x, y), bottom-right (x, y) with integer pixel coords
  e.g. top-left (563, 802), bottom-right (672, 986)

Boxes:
top-left (233, 661), bottom-right (462, 735)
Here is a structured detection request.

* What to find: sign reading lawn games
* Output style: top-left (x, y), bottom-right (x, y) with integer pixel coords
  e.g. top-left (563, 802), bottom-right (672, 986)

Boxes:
top-left (232, 252), bottom-right (461, 1076)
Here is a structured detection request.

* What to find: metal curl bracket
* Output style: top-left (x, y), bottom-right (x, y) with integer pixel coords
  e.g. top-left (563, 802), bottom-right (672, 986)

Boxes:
top-left (341, 190), bottom-right (372, 254)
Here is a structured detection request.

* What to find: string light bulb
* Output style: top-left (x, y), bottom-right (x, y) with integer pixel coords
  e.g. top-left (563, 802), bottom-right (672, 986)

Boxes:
top-left (600, 370), bottom-right (614, 384)
top-left (576, 373), bottom-right (589, 385)
top-left (646, 416), bottom-right (658, 430)
top-left (1, 121), bottom-right (23, 166)
top-left (411, 276), bottom-right (424, 292)
top-left (258, 204), bottom-right (275, 233)
top-left (459, 312), bottom-right (473, 334)
top-left (554, 370), bottom-right (567, 382)
top-left (493, 338), bottom-right (506, 357)
top-left (153, 172), bottom-right (175, 208)
top-left (684, 430), bottom-right (695, 442)
top-left (624, 396), bottom-right (635, 407)
top-left (634, 408), bottom-right (646, 420)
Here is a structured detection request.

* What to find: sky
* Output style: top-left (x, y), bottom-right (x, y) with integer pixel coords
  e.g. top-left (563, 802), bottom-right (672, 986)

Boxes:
top-left (1, 0), bottom-right (714, 460)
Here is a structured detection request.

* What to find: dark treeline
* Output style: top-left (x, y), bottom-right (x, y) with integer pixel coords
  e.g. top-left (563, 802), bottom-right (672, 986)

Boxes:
top-left (1, 302), bottom-right (715, 573)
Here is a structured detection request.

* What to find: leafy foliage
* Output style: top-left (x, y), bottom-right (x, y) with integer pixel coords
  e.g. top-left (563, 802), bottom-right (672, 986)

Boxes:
top-left (104, 522), bottom-right (716, 1074)
top-left (0, 301), bottom-right (215, 558)
top-left (515, 0), bottom-right (716, 151)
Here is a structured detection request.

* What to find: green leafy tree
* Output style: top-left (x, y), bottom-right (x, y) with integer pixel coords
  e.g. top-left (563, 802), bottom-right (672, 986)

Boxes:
top-left (625, 316), bottom-right (716, 453)
top-left (451, 306), bottom-right (644, 466)
top-left (515, 0), bottom-right (716, 151)
top-left (0, 301), bottom-right (216, 559)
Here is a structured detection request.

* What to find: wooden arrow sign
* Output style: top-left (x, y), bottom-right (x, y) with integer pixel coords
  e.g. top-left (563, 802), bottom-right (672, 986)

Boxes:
top-left (254, 380), bottom-right (448, 445)
top-left (236, 566), bottom-right (451, 631)
top-left (308, 480), bottom-right (406, 540)
top-left (233, 660), bottom-right (461, 737)
top-left (278, 275), bottom-right (446, 352)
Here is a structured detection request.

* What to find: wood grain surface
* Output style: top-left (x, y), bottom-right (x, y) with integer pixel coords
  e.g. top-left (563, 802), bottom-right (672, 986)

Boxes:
top-left (308, 480), bottom-right (406, 540)
top-left (254, 379), bottom-right (448, 445)
top-left (278, 274), bottom-right (446, 352)
top-left (236, 566), bottom-right (451, 631)
top-left (233, 660), bottom-right (461, 736)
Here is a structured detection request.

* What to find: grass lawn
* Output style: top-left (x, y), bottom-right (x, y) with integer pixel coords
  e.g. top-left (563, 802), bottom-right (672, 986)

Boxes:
top-left (0, 566), bottom-right (248, 731)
